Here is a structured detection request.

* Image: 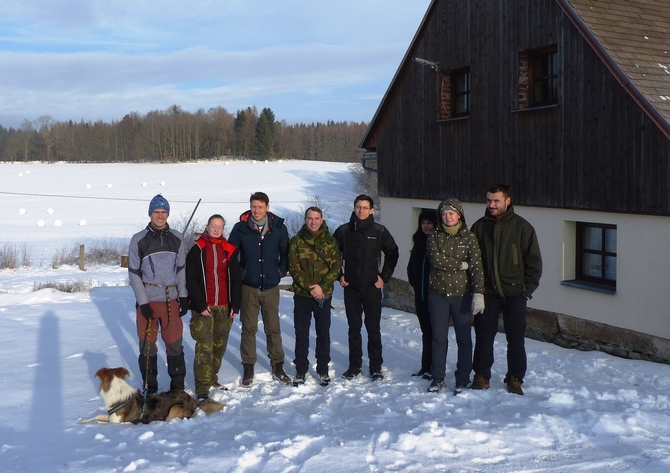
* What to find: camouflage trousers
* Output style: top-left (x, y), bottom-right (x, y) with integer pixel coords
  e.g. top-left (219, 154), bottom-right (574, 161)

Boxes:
top-left (189, 306), bottom-right (234, 397)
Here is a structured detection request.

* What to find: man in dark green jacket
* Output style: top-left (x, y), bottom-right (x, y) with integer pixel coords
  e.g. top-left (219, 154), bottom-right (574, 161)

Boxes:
top-left (470, 184), bottom-right (542, 395)
top-left (288, 207), bottom-right (341, 386)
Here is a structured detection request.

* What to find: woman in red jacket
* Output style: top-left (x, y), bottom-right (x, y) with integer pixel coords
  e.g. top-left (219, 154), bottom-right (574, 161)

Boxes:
top-left (186, 214), bottom-right (242, 401)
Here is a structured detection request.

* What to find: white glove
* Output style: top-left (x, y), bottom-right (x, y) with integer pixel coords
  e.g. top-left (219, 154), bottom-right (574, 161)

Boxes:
top-left (472, 293), bottom-right (485, 315)
top-left (459, 261), bottom-right (468, 271)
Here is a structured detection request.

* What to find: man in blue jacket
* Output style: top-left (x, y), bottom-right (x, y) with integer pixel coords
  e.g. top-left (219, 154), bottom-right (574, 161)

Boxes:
top-left (333, 194), bottom-right (399, 381)
top-left (128, 194), bottom-right (189, 394)
top-left (228, 192), bottom-right (291, 386)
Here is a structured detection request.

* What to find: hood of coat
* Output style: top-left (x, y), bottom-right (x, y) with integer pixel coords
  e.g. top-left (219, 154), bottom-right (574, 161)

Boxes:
top-left (437, 198), bottom-right (466, 227)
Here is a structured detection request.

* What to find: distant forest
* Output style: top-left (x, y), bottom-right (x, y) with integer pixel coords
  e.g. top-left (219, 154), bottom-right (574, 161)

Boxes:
top-left (0, 105), bottom-right (368, 163)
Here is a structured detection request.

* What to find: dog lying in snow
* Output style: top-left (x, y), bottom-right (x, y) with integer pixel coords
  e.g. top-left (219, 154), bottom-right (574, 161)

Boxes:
top-left (78, 367), bottom-right (224, 424)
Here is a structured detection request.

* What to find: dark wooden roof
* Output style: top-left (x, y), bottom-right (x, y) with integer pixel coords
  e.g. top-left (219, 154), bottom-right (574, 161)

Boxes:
top-left (559, 0), bottom-right (670, 138)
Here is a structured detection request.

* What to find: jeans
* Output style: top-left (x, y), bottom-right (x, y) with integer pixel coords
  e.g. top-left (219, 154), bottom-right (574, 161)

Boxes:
top-left (293, 294), bottom-right (332, 375)
top-left (473, 294), bottom-right (527, 381)
top-left (428, 293), bottom-right (473, 386)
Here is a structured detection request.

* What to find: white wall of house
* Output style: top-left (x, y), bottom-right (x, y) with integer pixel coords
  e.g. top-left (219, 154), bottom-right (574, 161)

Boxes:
top-left (380, 196), bottom-right (670, 340)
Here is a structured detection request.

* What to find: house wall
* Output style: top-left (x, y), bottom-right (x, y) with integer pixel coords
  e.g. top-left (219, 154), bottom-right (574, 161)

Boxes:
top-left (380, 196), bottom-right (670, 361)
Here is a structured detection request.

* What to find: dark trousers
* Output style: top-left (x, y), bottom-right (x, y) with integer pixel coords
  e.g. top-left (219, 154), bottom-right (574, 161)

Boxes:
top-left (343, 286), bottom-right (383, 371)
top-left (473, 294), bottom-right (527, 381)
top-left (414, 293), bottom-right (433, 372)
top-left (293, 294), bottom-right (332, 375)
top-left (428, 293), bottom-right (473, 386)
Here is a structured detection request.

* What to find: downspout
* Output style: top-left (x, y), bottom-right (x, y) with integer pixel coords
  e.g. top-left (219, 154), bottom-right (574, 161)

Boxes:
top-left (556, 0), bottom-right (670, 140)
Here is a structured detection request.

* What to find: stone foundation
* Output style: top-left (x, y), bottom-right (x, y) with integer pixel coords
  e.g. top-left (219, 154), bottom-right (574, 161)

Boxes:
top-left (383, 277), bottom-right (670, 364)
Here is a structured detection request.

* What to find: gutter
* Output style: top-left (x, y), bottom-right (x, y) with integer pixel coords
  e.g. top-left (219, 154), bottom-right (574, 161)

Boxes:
top-left (556, 0), bottom-right (670, 140)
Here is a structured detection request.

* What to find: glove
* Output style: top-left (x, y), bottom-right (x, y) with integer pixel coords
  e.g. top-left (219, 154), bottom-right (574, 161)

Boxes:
top-left (140, 303), bottom-right (154, 321)
top-left (459, 261), bottom-right (469, 271)
top-left (472, 293), bottom-right (485, 315)
top-left (179, 297), bottom-right (189, 317)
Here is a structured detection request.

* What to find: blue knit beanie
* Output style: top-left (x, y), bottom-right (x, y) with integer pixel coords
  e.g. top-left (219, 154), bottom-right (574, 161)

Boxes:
top-left (148, 194), bottom-right (170, 216)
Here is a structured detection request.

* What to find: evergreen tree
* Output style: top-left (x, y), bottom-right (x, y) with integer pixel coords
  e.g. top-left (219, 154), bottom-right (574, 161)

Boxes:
top-left (255, 107), bottom-right (276, 159)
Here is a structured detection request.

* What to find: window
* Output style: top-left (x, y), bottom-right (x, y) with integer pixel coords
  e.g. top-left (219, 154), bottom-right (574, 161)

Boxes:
top-left (576, 222), bottom-right (617, 288)
top-left (439, 67), bottom-right (470, 120)
top-left (531, 46), bottom-right (558, 106)
top-left (518, 45), bottom-right (558, 109)
top-left (452, 68), bottom-right (470, 116)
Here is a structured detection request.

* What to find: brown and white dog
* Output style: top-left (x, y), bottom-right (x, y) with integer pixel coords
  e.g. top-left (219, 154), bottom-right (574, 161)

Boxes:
top-left (78, 367), bottom-right (224, 424)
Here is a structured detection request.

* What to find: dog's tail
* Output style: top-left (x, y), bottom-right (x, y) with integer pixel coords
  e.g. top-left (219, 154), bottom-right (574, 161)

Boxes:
top-left (198, 398), bottom-right (225, 416)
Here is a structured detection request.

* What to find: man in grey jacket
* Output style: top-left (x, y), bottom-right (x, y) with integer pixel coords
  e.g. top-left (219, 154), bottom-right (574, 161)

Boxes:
top-left (128, 194), bottom-right (189, 394)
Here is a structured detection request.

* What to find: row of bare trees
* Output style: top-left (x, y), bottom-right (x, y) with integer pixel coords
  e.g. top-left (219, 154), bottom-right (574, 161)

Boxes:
top-left (0, 105), bottom-right (368, 163)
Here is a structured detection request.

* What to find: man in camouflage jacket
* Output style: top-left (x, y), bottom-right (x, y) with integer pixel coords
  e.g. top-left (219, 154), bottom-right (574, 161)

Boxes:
top-left (288, 207), bottom-right (341, 386)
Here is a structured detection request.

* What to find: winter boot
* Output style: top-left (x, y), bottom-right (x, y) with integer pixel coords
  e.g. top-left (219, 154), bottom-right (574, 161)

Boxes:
top-left (505, 375), bottom-right (524, 395)
top-left (242, 364), bottom-right (254, 388)
top-left (427, 378), bottom-right (445, 393)
top-left (272, 363), bottom-right (292, 385)
top-left (470, 373), bottom-right (490, 390)
top-left (167, 353), bottom-right (186, 391)
top-left (293, 372), bottom-right (307, 387)
top-left (139, 353), bottom-right (158, 395)
top-left (342, 367), bottom-right (362, 380)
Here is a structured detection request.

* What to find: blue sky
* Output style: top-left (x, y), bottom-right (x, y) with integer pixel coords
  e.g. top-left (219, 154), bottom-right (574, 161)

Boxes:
top-left (0, 0), bottom-right (431, 128)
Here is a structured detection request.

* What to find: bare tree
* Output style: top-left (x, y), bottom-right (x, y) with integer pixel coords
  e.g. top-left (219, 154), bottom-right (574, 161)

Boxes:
top-left (35, 115), bottom-right (56, 161)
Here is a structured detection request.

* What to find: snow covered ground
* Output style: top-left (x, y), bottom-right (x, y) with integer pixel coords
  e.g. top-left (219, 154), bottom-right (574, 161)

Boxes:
top-left (1, 161), bottom-right (670, 473)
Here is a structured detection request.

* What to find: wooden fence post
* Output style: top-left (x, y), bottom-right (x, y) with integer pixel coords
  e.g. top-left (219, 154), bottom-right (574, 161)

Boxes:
top-left (79, 244), bottom-right (85, 271)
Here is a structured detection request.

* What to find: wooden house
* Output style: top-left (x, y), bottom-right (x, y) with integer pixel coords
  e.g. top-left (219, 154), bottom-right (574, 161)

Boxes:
top-left (360, 0), bottom-right (670, 362)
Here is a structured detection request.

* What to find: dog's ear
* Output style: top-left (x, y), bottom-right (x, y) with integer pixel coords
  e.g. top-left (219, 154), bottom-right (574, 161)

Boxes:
top-left (110, 367), bottom-right (130, 379)
top-left (94, 367), bottom-right (109, 379)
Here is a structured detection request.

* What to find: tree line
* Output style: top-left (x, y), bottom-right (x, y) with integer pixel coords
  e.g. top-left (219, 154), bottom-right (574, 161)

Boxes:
top-left (0, 105), bottom-right (368, 163)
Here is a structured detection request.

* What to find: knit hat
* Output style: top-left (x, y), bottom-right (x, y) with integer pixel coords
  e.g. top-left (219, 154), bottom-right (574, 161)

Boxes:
top-left (437, 198), bottom-right (466, 225)
top-left (148, 194), bottom-right (170, 216)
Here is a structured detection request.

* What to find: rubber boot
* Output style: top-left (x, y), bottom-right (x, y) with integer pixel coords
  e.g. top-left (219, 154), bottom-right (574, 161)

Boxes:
top-left (167, 353), bottom-right (186, 391)
top-left (139, 353), bottom-right (158, 395)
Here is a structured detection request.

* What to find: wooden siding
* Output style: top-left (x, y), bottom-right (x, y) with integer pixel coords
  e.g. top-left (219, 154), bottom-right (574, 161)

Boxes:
top-left (363, 0), bottom-right (670, 215)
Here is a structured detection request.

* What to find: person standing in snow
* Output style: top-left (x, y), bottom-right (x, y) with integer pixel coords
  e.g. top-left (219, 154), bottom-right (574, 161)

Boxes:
top-left (406, 209), bottom-right (438, 380)
top-left (333, 194), bottom-right (399, 381)
top-left (128, 194), bottom-right (189, 394)
top-left (186, 214), bottom-right (242, 401)
top-left (470, 184), bottom-right (543, 395)
top-left (288, 206), bottom-right (341, 386)
top-left (228, 192), bottom-right (291, 387)
top-left (426, 199), bottom-right (485, 394)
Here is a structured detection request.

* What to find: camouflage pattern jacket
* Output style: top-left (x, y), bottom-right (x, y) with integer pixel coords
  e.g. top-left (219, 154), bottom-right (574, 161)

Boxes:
top-left (288, 222), bottom-right (341, 299)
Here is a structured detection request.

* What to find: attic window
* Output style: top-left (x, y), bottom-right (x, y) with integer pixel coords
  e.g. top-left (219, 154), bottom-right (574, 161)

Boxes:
top-left (518, 45), bottom-right (558, 109)
top-left (439, 67), bottom-right (470, 120)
